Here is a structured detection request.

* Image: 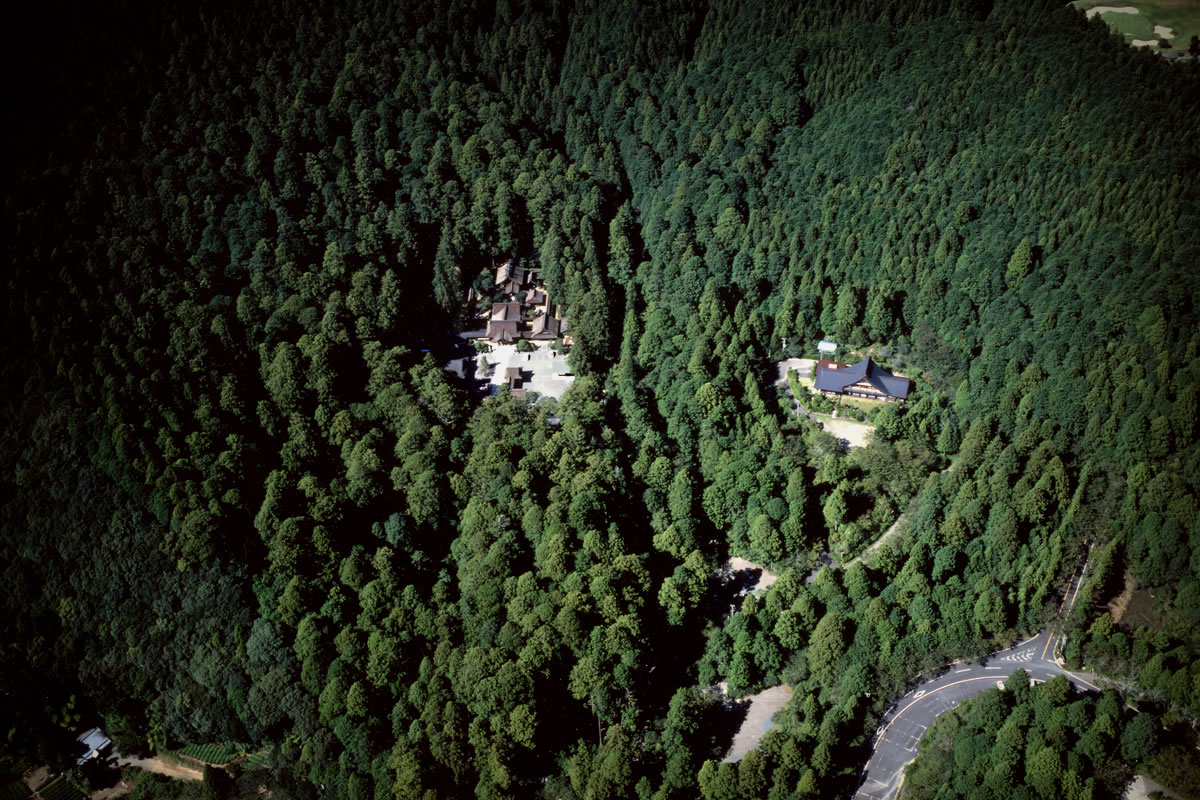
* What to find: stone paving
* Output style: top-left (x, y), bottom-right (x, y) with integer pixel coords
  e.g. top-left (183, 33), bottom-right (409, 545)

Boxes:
top-left (480, 343), bottom-right (574, 398)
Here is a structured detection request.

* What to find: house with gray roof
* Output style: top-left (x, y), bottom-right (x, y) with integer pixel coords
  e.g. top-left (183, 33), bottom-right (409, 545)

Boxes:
top-left (812, 357), bottom-right (910, 402)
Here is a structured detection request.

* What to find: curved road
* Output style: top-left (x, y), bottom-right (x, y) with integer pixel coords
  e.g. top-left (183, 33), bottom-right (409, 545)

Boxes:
top-left (855, 556), bottom-right (1096, 800)
top-left (776, 358), bottom-right (819, 421)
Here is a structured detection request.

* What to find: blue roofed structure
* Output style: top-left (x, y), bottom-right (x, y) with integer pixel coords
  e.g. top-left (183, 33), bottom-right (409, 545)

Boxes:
top-left (812, 357), bottom-right (910, 401)
top-left (74, 727), bottom-right (113, 765)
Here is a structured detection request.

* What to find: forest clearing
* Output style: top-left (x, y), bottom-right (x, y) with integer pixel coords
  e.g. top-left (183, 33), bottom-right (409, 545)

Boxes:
top-left (726, 556), bottom-right (779, 595)
top-left (818, 416), bottom-right (874, 449)
top-left (1073, 0), bottom-right (1200, 48)
top-left (719, 685), bottom-right (794, 763)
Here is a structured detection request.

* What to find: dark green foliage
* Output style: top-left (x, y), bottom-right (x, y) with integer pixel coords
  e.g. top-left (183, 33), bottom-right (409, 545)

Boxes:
top-left (3, 0), bottom-right (1200, 799)
top-left (903, 675), bottom-right (1159, 800)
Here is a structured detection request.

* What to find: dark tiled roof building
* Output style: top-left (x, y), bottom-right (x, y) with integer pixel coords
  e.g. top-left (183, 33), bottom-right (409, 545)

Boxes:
top-left (495, 261), bottom-right (526, 295)
top-left (504, 367), bottom-right (526, 397)
top-left (486, 302), bottom-right (522, 343)
top-left (527, 310), bottom-right (562, 340)
top-left (812, 357), bottom-right (910, 401)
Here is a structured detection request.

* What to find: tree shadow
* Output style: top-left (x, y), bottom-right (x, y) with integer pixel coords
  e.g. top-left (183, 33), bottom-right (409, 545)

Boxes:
top-left (804, 551), bottom-right (835, 584)
top-left (714, 562), bottom-right (764, 616)
top-left (700, 691), bottom-right (752, 762)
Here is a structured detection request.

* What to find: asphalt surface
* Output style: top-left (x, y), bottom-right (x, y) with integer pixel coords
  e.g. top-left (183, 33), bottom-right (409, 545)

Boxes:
top-left (776, 359), bottom-right (819, 420)
top-left (855, 556), bottom-right (1095, 800)
top-left (776, 358), bottom-right (814, 384)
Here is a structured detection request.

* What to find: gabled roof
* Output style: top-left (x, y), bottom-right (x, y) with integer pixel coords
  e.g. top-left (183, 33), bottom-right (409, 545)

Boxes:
top-left (486, 303), bottom-right (523, 342)
top-left (486, 321), bottom-right (519, 342)
top-left (490, 302), bottom-right (521, 322)
top-left (496, 261), bottom-right (525, 289)
top-left (528, 312), bottom-right (561, 339)
top-left (813, 357), bottom-right (910, 399)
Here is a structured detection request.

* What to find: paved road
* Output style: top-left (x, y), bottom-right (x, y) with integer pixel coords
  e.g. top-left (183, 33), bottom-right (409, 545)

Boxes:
top-left (776, 359), bottom-right (820, 421)
top-left (855, 556), bottom-right (1095, 800)
top-left (776, 358), bottom-right (814, 383)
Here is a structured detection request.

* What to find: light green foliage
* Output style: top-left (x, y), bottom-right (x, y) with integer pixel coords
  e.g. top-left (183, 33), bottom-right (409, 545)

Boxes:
top-left (905, 676), bottom-right (1156, 800)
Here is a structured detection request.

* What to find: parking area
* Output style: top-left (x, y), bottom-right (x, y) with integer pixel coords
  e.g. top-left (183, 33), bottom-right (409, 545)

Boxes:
top-left (776, 358), bottom-right (814, 384)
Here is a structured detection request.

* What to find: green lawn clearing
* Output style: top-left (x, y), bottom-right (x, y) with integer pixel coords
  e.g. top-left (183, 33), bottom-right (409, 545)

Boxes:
top-left (34, 777), bottom-right (84, 800)
top-left (175, 742), bottom-right (239, 766)
top-left (1070, 1), bottom-right (1200, 49)
top-left (832, 395), bottom-right (887, 414)
top-left (0, 780), bottom-right (29, 800)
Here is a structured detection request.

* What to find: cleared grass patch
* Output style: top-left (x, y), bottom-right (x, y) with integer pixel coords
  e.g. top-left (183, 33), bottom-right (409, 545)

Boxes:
top-left (832, 395), bottom-right (886, 413)
top-left (1119, 587), bottom-right (1163, 631)
top-left (35, 777), bottom-right (85, 800)
top-left (1071, 0), bottom-right (1200, 49)
top-left (176, 742), bottom-right (240, 765)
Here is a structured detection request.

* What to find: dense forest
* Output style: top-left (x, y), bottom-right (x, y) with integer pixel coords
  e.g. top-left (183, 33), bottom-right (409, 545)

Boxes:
top-left (902, 670), bottom-right (1196, 800)
top-left (3, 0), bottom-right (1199, 798)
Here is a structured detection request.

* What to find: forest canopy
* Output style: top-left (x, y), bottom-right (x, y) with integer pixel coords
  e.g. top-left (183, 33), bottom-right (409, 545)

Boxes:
top-left (3, 0), bottom-right (1198, 799)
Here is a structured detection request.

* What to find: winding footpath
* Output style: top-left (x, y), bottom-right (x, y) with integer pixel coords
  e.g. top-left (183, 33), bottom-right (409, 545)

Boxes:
top-left (855, 556), bottom-right (1096, 800)
top-left (842, 461), bottom-right (954, 571)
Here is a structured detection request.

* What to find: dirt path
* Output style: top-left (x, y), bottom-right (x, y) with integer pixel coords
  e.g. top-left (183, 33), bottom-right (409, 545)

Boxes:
top-left (842, 460), bottom-right (954, 570)
top-left (21, 765), bottom-right (51, 796)
top-left (1123, 774), bottom-right (1185, 800)
top-left (91, 779), bottom-right (134, 800)
top-left (1108, 573), bottom-right (1136, 624)
top-left (720, 684), bottom-right (794, 762)
top-left (115, 754), bottom-right (203, 782)
top-left (842, 510), bottom-right (909, 570)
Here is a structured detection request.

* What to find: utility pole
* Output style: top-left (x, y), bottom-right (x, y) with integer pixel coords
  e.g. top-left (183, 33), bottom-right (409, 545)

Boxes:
top-left (591, 692), bottom-right (601, 747)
